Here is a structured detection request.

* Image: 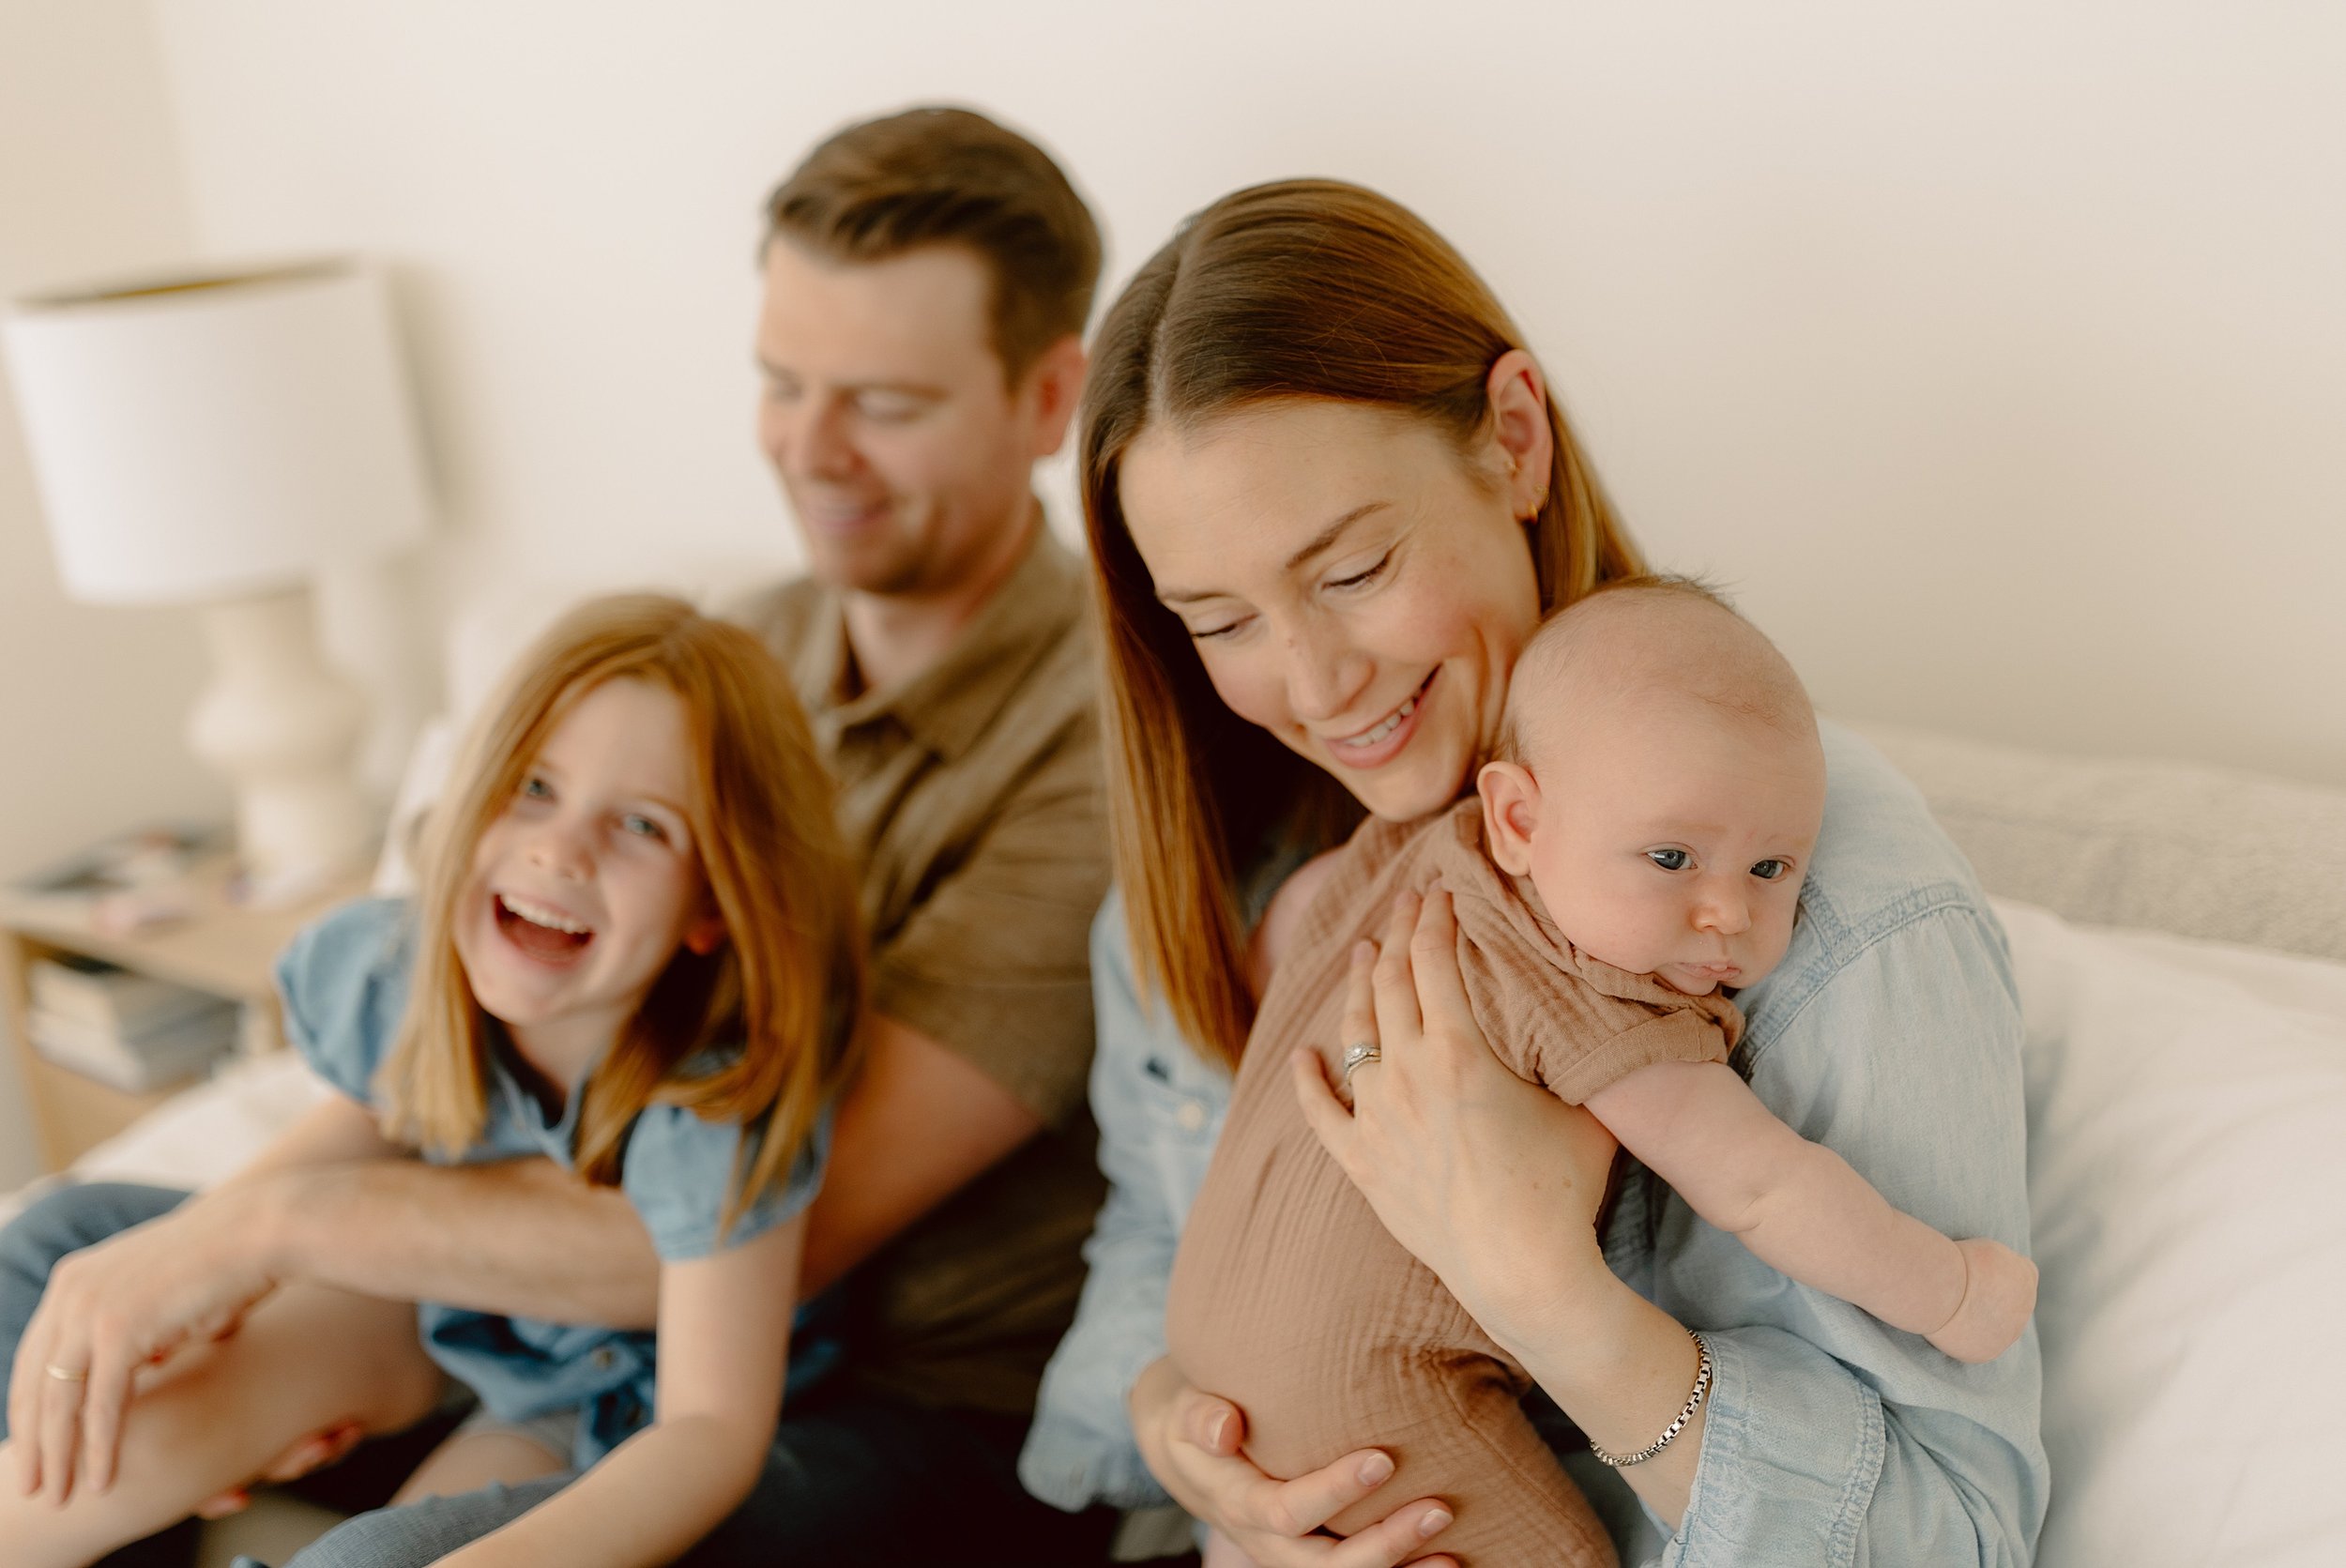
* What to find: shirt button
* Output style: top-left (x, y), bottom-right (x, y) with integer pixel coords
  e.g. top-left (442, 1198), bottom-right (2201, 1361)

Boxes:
top-left (1176, 1099), bottom-right (1208, 1133)
top-left (590, 1346), bottom-right (617, 1371)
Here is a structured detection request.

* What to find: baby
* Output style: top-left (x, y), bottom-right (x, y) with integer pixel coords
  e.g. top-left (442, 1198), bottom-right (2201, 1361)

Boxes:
top-left (1165, 578), bottom-right (2036, 1568)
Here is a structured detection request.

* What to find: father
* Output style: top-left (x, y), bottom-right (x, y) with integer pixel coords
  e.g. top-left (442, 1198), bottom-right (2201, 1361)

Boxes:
top-left (0, 105), bottom-right (1116, 1566)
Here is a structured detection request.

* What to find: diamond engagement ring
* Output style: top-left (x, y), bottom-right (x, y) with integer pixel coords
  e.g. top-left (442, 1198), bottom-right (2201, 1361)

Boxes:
top-left (1340, 1042), bottom-right (1382, 1085)
top-left (44, 1363), bottom-right (88, 1383)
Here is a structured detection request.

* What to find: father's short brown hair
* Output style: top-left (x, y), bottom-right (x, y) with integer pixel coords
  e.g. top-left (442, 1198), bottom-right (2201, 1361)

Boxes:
top-left (763, 106), bottom-right (1102, 382)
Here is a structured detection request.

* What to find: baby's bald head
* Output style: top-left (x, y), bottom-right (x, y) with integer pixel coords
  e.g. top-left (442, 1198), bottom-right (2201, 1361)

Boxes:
top-left (1479, 577), bottom-right (1825, 995)
top-left (1496, 577), bottom-right (1817, 774)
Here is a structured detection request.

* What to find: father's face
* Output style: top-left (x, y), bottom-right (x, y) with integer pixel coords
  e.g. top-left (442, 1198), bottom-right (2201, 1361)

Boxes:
top-left (755, 240), bottom-right (1046, 598)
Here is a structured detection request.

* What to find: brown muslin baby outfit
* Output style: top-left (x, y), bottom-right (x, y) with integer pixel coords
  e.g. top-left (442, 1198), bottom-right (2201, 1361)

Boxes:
top-left (1165, 800), bottom-right (1742, 1566)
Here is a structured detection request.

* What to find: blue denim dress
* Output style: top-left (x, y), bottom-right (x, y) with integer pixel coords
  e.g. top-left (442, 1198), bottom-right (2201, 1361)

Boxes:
top-left (277, 898), bottom-right (828, 1468)
top-left (1019, 722), bottom-right (2050, 1567)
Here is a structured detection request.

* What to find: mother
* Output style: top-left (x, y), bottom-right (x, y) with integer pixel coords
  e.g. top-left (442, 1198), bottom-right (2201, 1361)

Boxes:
top-left (1019, 179), bottom-right (2048, 1565)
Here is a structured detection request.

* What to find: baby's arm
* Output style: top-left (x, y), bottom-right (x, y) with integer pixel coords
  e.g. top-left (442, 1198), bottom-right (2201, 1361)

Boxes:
top-left (1585, 1060), bottom-right (2036, 1362)
top-left (434, 1211), bottom-right (805, 1568)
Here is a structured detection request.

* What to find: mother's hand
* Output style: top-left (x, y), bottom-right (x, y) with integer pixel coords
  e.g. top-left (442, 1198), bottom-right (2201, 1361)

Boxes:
top-left (1128, 1356), bottom-right (1459, 1568)
top-left (1292, 889), bottom-right (1621, 1354)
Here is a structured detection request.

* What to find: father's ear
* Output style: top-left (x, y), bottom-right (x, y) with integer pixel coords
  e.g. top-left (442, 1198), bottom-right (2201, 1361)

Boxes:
top-left (1476, 760), bottom-right (1541, 875)
top-left (1022, 333), bottom-right (1089, 461)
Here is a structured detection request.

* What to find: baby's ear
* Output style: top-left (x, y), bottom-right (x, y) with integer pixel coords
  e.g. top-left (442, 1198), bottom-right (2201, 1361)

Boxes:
top-left (1476, 760), bottom-right (1540, 875)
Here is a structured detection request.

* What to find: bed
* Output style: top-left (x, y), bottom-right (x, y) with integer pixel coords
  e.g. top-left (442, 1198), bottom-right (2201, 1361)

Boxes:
top-left (8, 718), bottom-right (2344, 1567)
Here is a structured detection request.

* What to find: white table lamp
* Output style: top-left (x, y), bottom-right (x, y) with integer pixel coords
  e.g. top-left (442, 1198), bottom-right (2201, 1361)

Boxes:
top-left (3, 258), bottom-right (433, 903)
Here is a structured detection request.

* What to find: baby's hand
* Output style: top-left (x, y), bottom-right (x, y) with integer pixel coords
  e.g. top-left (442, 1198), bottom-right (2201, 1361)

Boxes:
top-left (1202, 1526), bottom-right (1265, 1568)
top-left (1927, 1237), bottom-right (2039, 1362)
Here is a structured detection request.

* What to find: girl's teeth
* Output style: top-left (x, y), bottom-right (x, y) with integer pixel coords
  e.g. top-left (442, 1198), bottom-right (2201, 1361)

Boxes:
top-left (1340, 693), bottom-right (1419, 749)
top-left (501, 894), bottom-right (587, 935)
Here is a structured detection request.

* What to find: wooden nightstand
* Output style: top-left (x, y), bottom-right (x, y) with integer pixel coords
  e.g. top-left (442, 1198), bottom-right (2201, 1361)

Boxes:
top-left (0, 856), bottom-right (368, 1173)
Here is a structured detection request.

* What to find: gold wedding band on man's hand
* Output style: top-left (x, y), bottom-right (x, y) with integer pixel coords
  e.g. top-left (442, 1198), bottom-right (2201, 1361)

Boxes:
top-left (1340, 1042), bottom-right (1382, 1086)
top-left (43, 1363), bottom-right (89, 1382)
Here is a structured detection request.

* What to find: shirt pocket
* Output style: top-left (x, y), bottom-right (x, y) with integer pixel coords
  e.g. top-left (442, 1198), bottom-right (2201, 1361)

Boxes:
top-left (1133, 1043), bottom-right (1228, 1230)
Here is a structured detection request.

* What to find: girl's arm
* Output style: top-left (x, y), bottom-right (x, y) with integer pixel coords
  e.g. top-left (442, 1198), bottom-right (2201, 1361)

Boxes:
top-left (1586, 1059), bottom-right (2037, 1361)
top-left (437, 1212), bottom-right (804, 1568)
top-left (8, 1089), bottom-right (401, 1503)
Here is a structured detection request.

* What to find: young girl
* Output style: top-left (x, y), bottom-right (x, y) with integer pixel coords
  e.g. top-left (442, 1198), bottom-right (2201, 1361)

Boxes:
top-left (2, 594), bottom-right (864, 1568)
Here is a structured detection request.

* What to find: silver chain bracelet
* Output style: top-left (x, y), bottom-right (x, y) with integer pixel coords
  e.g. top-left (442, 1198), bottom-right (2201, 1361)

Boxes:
top-left (1588, 1329), bottom-right (1712, 1469)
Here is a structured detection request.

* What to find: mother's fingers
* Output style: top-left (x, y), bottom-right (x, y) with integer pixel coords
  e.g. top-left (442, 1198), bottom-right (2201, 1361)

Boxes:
top-left (1293, 1047), bottom-right (1357, 1167)
top-left (1372, 894), bottom-right (1426, 1043)
top-left (1406, 889), bottom-right (1477, 1038)
top-left (1242, 1446), bottom-right (1404, 1542)
top-left (1320, 1499), bottom-right (1459, 1568)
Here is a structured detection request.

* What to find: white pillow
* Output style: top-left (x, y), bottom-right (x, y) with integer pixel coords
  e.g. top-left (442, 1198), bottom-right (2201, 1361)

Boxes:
top-left (2002, 899), bottom-right (2346, 1568)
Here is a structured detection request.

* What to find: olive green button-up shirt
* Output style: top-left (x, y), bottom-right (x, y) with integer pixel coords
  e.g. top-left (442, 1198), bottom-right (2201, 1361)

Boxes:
top-left (731, 524), bottom-right (1110, 1416)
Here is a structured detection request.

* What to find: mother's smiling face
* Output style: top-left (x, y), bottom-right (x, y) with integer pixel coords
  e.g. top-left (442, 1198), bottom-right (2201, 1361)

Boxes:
top-left (1118, 358), bottom-right (1554, 823)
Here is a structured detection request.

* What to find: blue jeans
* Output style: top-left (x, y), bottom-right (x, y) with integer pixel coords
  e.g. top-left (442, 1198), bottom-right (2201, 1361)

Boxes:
top-left (262, 1389), bottom-right (1118, 1568)
top-left (2, 1182), bottom-right (1117, 1567)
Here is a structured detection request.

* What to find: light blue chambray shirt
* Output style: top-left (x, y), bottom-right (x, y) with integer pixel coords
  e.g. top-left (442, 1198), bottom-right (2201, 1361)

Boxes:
top-left (1019, 722), bottom-right (2049, 1565)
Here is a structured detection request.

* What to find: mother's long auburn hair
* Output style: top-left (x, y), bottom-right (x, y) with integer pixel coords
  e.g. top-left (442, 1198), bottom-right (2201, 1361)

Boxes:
top-left (1083, 179), bottom-right (1645, 1069)
top-left (375, 594), bottom-right (864, 1238)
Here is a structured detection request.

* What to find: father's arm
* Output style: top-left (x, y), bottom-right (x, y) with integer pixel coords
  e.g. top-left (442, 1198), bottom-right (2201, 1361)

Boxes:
top-left (803, 738), bottom-right (1110, 1292)
top-left (197, 1003), bottom-right (1040, 1336)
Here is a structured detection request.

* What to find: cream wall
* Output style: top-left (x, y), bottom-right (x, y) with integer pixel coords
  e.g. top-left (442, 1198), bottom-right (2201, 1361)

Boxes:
top-left (0, 1), bottom-right (223, 1186)
top-left (1, 0), bottom-right (2334, 1185)
top-left (141, 2), bottom-right (2346, 787)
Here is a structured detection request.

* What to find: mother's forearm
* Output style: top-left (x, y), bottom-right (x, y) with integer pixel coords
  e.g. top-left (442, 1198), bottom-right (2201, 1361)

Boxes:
top-left (257, 1157), bottom-right (662, 1327)
top-left (1490, 1266), bottom-right (1708, 1530)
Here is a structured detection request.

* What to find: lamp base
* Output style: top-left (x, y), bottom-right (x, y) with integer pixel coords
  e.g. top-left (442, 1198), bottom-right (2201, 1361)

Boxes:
top-left (186, 586), bottom-right (376, 907)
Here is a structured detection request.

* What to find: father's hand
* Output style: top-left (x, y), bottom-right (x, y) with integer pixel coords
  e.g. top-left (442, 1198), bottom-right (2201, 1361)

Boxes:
top-left (8, 1185), bottom-right (281, 1505)
top-left (1128, 1356), bottom-right (1459, 1568)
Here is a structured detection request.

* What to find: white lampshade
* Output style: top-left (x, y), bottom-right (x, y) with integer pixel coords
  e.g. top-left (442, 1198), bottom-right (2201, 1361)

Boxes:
top-left (2, 257), bottom-right (431, 604)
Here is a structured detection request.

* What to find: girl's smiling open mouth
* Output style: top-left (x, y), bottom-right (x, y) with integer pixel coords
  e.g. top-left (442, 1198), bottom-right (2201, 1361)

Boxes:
top-left (494, 892), bottom-right (595, 965)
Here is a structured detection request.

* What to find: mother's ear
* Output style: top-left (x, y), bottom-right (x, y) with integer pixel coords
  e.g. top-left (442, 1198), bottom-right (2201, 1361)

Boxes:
top-left (1485, 348), bottom-right (1555, 521)
top-left (1476, 759), bottom-right (1542, 875)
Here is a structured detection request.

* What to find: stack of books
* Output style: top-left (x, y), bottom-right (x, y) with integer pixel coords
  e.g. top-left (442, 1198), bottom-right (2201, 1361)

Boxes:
top-left (26, 954), bottom-right (237, 1092)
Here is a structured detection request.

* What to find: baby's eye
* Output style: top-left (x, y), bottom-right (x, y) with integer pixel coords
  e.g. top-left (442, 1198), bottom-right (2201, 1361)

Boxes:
top-left (1751, 859), bottom-right (1790, 881)
top-left (1645, 847), bottom-right (1691, 872)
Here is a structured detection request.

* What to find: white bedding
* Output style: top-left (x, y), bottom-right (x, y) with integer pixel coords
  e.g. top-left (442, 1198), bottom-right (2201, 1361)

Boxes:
top-left (8, 897), bottom-right (2345, 1562)
top-left (2008, 903), bottom-right (2346, 1567)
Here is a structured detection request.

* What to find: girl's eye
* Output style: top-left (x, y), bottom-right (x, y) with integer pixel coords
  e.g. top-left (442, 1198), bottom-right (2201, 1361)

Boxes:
top-left (1751, 859), bottom-right (1790, 881)
top-left (1326, 551), bottom-right (1393, 592)
top-left (519, 776), bottom-right (552, 800)
top-left (619, 814), bottom-right (668, 842)
top-left (1188, 617), bottom-right (1249, 643)
top-left (1646, 847), bottom-right (1691, 872)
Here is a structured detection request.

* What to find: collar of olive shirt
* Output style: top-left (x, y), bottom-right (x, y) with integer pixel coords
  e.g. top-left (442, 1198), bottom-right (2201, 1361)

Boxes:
top-left (798, 516), bottom-right (1087, 763)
